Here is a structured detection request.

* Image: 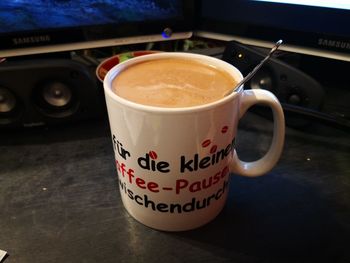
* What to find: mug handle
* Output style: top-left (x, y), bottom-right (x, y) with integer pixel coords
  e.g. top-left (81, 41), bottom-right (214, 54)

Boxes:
top-left (230, 89), bottom-right (285, 177)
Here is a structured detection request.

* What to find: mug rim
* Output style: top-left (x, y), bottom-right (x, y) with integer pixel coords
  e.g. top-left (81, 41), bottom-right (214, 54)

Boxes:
top-left (103, 52), bottom-right (244, 113)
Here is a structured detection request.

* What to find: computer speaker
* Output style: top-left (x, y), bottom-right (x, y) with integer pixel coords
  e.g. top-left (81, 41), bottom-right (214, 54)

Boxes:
top-left (223, 41), bottom-right (325, 110)
top-left (0, 59), bottom-right (105, 128)
top-left (222, 41), bottom-right (328, 127)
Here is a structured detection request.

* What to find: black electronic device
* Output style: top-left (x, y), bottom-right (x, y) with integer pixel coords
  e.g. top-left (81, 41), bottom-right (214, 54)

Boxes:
top-left (0, 59), bottom-right (104, 128)
top-left (197, 0), bottom-right (350, 62)
top-left (0, 0), bottom-right (194, 58)
top-left (223, 41), bottom-right (325, 110)
top-left (222, 41), bottom-right (350, 129)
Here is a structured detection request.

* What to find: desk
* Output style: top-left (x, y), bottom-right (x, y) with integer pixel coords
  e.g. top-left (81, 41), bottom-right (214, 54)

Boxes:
top-left (0, 113), bottom-right (349, 263)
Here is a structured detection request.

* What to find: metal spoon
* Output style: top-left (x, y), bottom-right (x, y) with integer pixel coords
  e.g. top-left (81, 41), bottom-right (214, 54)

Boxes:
top-left (225, 39), bottom-right (283, 96)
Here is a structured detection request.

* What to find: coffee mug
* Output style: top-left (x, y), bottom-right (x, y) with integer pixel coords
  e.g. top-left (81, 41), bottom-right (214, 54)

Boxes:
top-left (103, 52), bottom-right (285, 231)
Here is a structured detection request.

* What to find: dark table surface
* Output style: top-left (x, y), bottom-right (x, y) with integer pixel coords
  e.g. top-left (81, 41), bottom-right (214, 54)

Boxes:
top-left (0, 112), bottom-right (349, 263)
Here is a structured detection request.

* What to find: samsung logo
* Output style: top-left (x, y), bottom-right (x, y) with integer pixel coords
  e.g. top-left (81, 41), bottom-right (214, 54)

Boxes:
top-left (318, 38), bottom-right (350, 50)
top-left (12, 35), bottom-right (51, 45)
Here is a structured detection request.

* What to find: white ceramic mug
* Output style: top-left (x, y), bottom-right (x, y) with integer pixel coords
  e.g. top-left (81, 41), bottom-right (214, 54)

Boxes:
top-left (103, 52), bottom-right (285, 231)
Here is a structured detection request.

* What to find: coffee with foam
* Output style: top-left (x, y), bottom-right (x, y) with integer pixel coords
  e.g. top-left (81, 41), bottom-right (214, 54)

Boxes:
top-left (112, 58), bottom-right (237, 108)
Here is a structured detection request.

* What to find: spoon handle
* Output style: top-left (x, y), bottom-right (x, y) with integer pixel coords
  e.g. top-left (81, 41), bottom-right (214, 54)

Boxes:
top-left (226, 40), bottom-right (283, 96)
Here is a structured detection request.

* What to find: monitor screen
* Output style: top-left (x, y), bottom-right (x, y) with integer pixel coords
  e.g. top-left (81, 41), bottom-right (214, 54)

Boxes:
top-left (197, 0), bottom-right (350, 61)
top-left (0, 0), bottom-right (194, 58)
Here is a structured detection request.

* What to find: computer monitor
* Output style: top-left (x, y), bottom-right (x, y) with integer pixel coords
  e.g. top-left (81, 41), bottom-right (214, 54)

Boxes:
top-left (197, 0), bottom-right (350, 62)
top-left (0, 0), bottom-right (194, 58)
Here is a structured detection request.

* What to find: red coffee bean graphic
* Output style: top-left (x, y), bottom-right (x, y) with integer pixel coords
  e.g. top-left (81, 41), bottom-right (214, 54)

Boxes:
top-left (149, 150), bottom-right (158, 159)
top-left (202, 139), bottom-right (211, 148)
top-left (210, 145), bottom-right (217, 153)
top-left (221, 126), bottom-right (228, 133)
